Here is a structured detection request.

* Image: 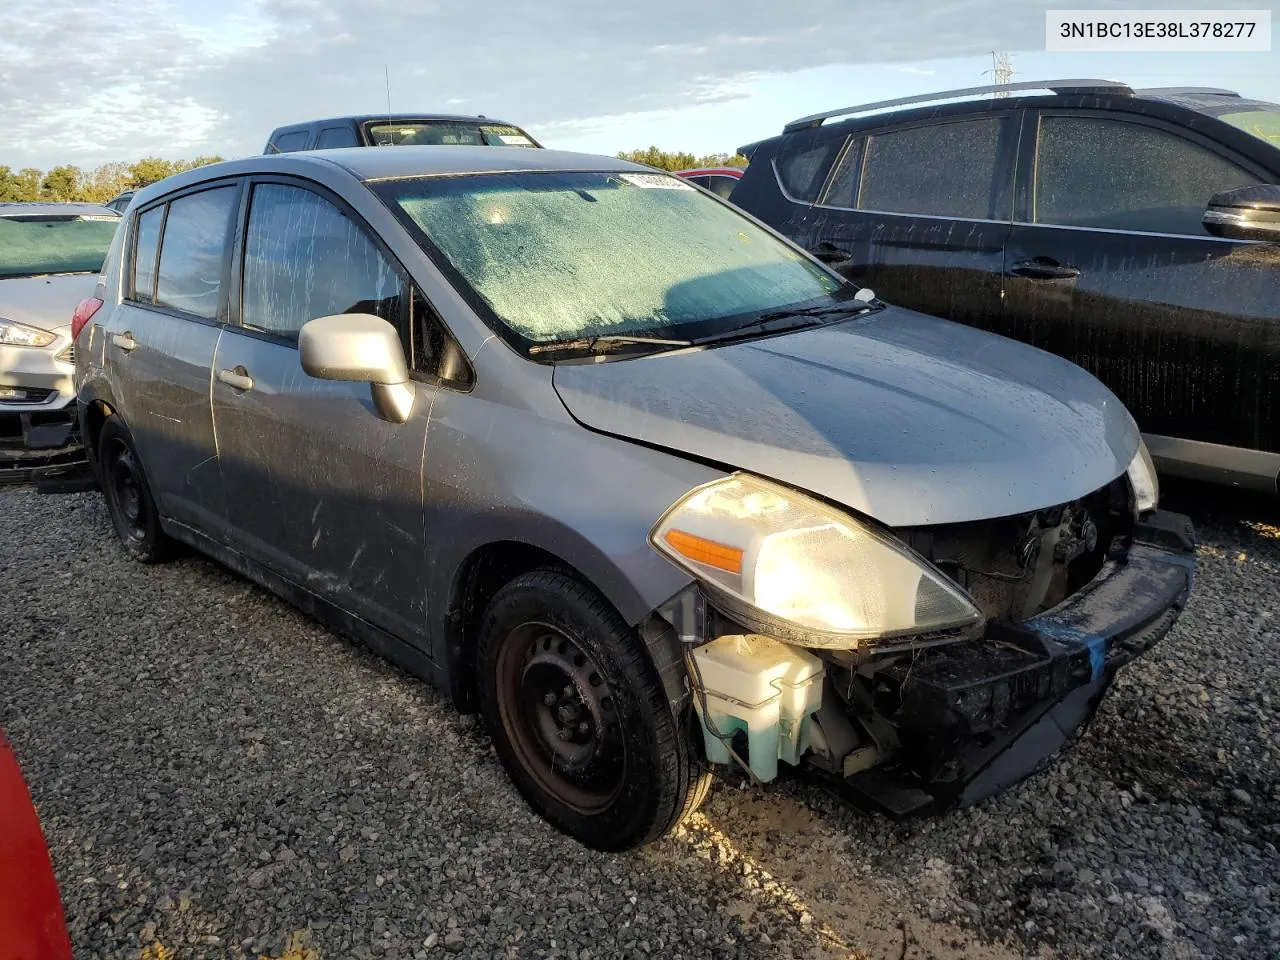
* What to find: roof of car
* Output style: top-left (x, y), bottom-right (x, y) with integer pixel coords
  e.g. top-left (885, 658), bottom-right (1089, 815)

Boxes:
top-left (0, 202), bottom-right (120, 219)
top-left (297, 146), bottom-right (651, 181)
top-left (676, 167), bottom-right (745, 178)
top-left (275, 114), bottom-right (528, 130)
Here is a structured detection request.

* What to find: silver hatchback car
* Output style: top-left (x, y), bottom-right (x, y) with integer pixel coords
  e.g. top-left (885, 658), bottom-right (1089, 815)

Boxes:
top-left (76, 148), bottom-right (1195, 850)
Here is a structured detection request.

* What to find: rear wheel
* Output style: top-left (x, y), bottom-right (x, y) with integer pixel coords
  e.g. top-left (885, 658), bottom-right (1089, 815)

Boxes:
top-left (98, 418), bottom-right (174, 563)
top-left (478, 569), bottom-right (710, 850)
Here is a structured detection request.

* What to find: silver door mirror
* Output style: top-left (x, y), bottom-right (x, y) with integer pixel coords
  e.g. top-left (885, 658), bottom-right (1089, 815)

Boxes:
top-left (1203, 184), bottom-right (1280, 242)
top-left (299, 313), bottom-right (416, 423)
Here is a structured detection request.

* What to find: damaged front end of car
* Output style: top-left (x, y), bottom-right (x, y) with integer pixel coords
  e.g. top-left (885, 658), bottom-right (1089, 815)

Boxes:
top-left (653, 459), bottom-right (1195, 816)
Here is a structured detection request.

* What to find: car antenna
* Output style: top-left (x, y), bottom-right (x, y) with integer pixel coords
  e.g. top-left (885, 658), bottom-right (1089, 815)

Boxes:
top-left (384, 64), bottom-right (392, 119)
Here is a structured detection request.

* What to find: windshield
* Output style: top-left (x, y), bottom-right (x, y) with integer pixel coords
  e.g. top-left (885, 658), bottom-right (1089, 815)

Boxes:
top-left (0, 213), bottom-right (119, 279)
top-left (365, 121), bottom-right (538, 148)
top-left (374, 171), bottom-right (844, 350)
top-left (1217, 108), bottom-right (1280, 150)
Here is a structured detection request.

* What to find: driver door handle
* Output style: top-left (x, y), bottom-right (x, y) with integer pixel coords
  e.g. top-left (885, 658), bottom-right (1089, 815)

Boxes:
top-left (111, 332), bottom-right (138, 352)
top-left (217, 367), bottom-right (255, 392)
top-left (1009, 257), bottom-right (1080, 281)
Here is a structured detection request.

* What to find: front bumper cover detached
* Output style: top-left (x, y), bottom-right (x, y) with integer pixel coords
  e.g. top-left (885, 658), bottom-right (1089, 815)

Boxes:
top-left (0, 407), bottom-right (93, 490)
top-left (841, 510), bottom-right (1196, 817)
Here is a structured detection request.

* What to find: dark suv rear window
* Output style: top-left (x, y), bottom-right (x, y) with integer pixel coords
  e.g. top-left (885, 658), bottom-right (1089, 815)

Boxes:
top-left (774, 137), bottom-right (842, 203)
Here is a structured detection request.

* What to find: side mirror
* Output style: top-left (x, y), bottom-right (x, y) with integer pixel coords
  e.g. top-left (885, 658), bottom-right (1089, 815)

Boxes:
top-left (299, 313), bottom-right (416, 423)
top-left (1203, 184), bottom-right (1280, 242)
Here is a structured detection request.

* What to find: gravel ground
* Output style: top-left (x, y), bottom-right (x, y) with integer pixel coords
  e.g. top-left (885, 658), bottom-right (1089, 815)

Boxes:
top-left (2, 484), bottom-right (1276, 960)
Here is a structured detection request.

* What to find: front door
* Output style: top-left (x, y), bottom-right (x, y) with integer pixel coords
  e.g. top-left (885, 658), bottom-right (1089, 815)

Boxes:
top-left (210, 179), bottom-right (432, 642)
top-left (794, 112), bottom-right (1018, 331)
top-left (1003, 110), bottom-right (1280, 458)
top-left (105, 183), bottom-right (240, 532)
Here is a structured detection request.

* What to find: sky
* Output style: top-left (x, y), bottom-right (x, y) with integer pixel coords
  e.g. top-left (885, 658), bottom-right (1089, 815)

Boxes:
top-left (1, 0), bottom-right (1277, 171)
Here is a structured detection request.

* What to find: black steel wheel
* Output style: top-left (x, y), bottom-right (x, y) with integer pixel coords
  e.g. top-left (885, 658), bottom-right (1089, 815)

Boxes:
top-left (98, 417), bottom-right (174, 563)
top-left (478, 569), bottom-right (710, 850)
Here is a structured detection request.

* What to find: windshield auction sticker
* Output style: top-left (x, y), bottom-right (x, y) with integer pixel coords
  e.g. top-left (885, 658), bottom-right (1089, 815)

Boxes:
top-left (1047, 10), bottom-right (1271, 50)
top-left (618, 174), bottom-right (695, 190)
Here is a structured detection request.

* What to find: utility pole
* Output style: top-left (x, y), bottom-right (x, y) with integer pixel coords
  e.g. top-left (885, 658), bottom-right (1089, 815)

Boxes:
top-left (986, 51), bottom-right (1015, 95)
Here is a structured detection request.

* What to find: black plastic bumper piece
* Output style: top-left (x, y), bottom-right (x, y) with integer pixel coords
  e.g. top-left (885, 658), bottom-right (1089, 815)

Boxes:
top-left (0, 409), bottom-right (92, 490)
top-left (839, 510), bottom-right (1196, 818)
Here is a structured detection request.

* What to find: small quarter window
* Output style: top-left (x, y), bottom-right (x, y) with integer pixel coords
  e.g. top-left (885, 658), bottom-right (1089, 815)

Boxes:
top-left (131, 206), bottom-right (163, 302)
top-left (820, 139), bottom-right (865, 208)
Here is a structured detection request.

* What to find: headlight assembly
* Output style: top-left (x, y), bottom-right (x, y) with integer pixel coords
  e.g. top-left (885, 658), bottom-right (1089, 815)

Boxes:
top-left (0, 318), bottom-right (56, 348)
top-left (1126, 439), bottom-right (1159, 515)
top-left (650, 474), bottom-right (982, 649)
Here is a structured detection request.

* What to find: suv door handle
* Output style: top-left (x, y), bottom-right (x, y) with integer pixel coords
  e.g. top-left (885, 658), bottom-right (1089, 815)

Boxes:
top-left (217, 367), bottom-right (255, 392)
top-left (1009, 258), bottom-right (1080, 281)
top-left (111, 332), bottom-right (138, 352)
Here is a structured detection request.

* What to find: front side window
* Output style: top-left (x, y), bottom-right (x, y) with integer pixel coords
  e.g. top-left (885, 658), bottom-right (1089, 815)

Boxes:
top-left (375, 170), bottom-right (844, 350)
top-left (241, 183), bottom-right (405, 340)
top-left (1035, 116), bottom-right (1260, 235)
top-left (155, 186), bottom-right (238, 319)
top-left (131, 206), bottom-right (163, 301)
top-left (859, 118), bottom-right (1005, 219)
top-left (0, 212), bottom-right (119, 280)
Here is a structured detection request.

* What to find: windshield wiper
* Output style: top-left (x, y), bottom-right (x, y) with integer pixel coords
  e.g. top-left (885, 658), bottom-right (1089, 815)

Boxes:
top-left (693, 300), bottom-right (881, 346)
top-left (528, 333), bottom-right (693, 358)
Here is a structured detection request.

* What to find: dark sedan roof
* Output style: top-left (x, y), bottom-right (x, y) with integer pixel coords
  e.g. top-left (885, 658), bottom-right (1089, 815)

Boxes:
top-left (0, 202), bottom-right (120, 219)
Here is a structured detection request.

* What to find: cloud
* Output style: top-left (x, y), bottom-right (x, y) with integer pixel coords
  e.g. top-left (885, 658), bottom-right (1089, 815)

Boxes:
top-left (2, 0), bottom-right (1143, 169)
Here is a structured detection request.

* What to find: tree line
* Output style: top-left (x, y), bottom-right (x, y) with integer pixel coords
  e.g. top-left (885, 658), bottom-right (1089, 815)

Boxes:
top-left (0, 157), bottom-right (224, 205)
top-left (616, 148), bottom-right (749, 171)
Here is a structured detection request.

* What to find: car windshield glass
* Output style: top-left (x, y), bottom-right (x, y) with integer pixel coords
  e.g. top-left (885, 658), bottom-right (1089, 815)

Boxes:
top-left (375, 171), bottom-right (844, 349)
top-left (0, 214), bottom-right (119, 279)
top-left (365, 121), bottom-right (536, 147)
top-left (1216, 108), bottom-right (1280, 150)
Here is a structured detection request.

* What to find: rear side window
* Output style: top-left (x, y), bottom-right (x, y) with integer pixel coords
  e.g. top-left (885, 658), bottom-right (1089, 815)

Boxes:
top-left (271, 131), bottom-right (310, 153)
top-left (859, 118), bottom-right (1005, 219)
top-left (131, 207), bottom-right (163, 301)
top-left (316, 126), bottom-right (359, 149)
top-left (241, 183), bottom-right (405, 340)
top-left (1034, 116), bottom-right (1260, 235)
top-left (155, 186), bottom-right (238, 320)
top-left (774, 136), bottom-right (842, 203)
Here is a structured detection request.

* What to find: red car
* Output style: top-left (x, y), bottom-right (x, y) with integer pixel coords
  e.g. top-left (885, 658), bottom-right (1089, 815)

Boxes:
top-left (674, 166), bottom-right (743, 200)
top-left (0, 733), bottom-right (73, 960)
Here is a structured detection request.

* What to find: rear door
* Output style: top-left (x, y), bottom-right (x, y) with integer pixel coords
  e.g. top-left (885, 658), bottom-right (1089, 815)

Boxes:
top-left (796, 112), bottom-right (1018, 329)
top-left (104, 181), bottom-right (240, 532)
top-left (210, 177), bottom-right (435, 642)
top-left (1003, 110), bottom-right (1280, 461)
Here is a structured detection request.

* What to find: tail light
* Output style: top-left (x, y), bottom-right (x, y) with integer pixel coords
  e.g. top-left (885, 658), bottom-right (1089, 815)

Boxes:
top-left (70, 298), bottom-right (104, 342)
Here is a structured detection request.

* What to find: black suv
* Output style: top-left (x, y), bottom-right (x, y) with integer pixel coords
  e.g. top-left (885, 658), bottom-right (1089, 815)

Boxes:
top-left (731, 79), bottom-right (1280, 493)
top-left (263, 114), bottom-right (542, 153)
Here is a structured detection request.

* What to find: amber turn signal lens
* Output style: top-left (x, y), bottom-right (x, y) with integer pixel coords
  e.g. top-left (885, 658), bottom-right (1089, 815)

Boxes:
top-left (662, 529), bottom-right (744, 574)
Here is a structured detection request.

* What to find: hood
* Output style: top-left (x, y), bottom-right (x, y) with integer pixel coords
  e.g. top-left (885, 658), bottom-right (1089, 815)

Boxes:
top-left (552, 307), bottom-right (1139, 528)
top-left (0, 274), bottom-right (98, 333)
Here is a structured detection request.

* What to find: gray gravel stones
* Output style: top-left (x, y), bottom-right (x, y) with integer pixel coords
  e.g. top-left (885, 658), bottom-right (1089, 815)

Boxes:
top-left (2, 486), bottom-right (1276, 959)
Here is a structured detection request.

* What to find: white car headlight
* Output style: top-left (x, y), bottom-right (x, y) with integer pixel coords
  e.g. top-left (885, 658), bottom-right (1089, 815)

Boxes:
top-left (0, 318), bottom-right (56, 348)
top-left (650, 474), bottom-right (983, 648)
top-left (1126, 440), bottom-right (1159, 515)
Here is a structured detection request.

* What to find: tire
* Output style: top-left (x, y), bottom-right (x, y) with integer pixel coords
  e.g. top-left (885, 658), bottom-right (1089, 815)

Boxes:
top-left (478, 569), bottom-right (711, 851)
top-left (97, 417), bottom-right (174, 563)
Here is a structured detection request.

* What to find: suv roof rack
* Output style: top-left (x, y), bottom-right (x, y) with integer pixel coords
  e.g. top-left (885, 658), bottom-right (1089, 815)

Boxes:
top-left (1133, 86), bottom-right (1240, 98)
top-left (782, 79), bottom-right (1133, 133)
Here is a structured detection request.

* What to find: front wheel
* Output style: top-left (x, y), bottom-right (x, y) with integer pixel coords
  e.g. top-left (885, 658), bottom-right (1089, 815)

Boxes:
top-left (478, 570), bottom-right (710, 851)
top-left (98, 417), bottom-right (174, 563)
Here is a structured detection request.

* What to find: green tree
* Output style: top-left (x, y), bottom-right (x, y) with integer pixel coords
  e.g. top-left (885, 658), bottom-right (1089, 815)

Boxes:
top-left (10, 168), bottom-right (42, 201)
top-left (80, 161), bottom-right (133, 204)
top-left (617, 147), bottom-right (749, 171)
top-left (40, 165), bottom-right (84, 201)
top-left (171, 155), bottom-right (224, 175)
top-left (128, 157), bottom-right (177, 189)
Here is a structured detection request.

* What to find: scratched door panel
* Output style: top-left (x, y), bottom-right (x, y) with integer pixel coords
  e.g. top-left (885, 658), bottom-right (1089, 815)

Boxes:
top-left (210, 330), bottom-right (431, 643)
